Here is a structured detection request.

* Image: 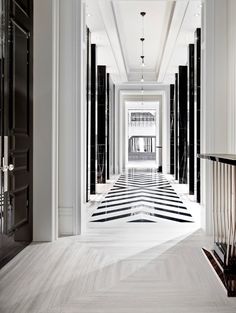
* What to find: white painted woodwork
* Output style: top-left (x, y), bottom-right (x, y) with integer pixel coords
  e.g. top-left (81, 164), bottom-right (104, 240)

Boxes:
top-left (34, 0), bottom-right (87, 240)
top-left (114, 85), bottom-right (170, 174)
top-left (201, 0), bottom-right (228, 235)
top-left (228, 0), bottom-right (236, 153)
top-left (34, 0), bottom-right (58, 241)
top-left (57, 0), bottom-right (87, 236)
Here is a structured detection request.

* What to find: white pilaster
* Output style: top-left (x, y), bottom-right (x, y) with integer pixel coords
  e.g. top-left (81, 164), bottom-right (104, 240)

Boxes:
top-left (58, 0), bottom-right (87, 236)
top-left (34, 0), bottom-right (59, 241)
top-left (201, 0), bottom-right (228, 234)
top-left (33, 0), bottom-right (86, 240)
top-left (228, 0), bottom-right (236, 153)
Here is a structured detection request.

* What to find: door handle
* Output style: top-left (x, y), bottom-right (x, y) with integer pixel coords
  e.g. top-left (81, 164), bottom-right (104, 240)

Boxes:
top-left (1, 159), bottom-right (14, 172)
top-left (8, 164), bottom-right (14, 171)
top-left (1, 137), bottom-right (14, 192)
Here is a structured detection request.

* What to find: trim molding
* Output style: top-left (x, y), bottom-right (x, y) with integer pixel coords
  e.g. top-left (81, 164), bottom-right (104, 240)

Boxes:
top-left (59, 207), bottom-right (73, 236)
top-left (52, 0), bottom-right (59, 241)
top-left (117, 88), bottom-right (170, 174)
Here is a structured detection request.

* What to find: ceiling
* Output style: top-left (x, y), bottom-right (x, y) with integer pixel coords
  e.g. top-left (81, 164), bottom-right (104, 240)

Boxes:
top-left (86, 0), bottom-right (201, 85)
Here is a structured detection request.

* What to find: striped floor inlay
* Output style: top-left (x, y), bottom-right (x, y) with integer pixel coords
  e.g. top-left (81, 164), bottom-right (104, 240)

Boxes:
top-left (90, 169), bottom-right (193, 223)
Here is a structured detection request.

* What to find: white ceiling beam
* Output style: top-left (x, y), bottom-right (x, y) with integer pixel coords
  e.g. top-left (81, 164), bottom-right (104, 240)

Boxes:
top-left (157, 0), bottom-right (189, 83)
top-left (155, 1), bottom-right (176, 79)
top-left (98, 0), bottom-right (128, 82)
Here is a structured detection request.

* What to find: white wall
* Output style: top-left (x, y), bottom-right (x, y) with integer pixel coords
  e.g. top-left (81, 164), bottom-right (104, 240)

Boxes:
top-left (34, 0), bottom-right (57, 241)
top-left (58, 0), bottom-right (87, 236)
top-left (228, 0), bottom-right (236, 153)
top-left (201, 0), bottom-right (230, 234)
top-left (34, 0), bottom-right (87, 241)
top-left (128, 126), bottom-right (156, 139)
top-left (58, 0), bottom-right (75, 235)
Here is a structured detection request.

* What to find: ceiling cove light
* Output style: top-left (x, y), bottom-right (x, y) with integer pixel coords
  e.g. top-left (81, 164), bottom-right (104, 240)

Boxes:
top-left (140, 12), bottom-right (146, 83)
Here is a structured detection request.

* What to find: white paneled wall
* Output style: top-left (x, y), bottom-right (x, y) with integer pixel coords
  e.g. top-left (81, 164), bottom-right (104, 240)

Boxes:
top-left (228, 0), bottom-right (236, 153)
top-left (34, 0), bottom-right (56, 241)
top-left (201, 0), bottom-right (236, 234)
top-left (201, 0), bottom-right (228, 234)
top-left (34, 0), bottom-right (87, 240)
top-left (58, 0), bottom-right (87, 236)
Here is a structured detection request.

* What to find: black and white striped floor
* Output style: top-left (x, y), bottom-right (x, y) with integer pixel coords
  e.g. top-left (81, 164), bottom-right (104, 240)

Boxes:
top-left (90, 169), bottom-right (193, 223)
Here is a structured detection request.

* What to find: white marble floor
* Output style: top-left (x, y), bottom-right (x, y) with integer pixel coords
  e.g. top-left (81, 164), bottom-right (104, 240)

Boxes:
top-left (1, 173), bottom-right (236, 312)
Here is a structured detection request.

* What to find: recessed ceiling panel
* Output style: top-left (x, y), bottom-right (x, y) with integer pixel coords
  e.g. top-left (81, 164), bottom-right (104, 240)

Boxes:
top-left (113, 0), bottom-right (173, 81)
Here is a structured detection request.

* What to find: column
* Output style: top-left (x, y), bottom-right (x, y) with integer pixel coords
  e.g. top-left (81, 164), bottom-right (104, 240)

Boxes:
top-left (188, 44), bottom-right (195, 195)
top-left (170, 84), bottom-right (175, 175)
top-left (107, 73), bottom-right (110, 180)
top-left (174, 73), bottom-right (179, 181)
top-left (86, 27), bottom-right (91, 201)
top-left (90, 44), bottom-right (97, 194)
top-left (195, 29), bottom-right (201, 202)
top-left (97, 66), bottom-right (107, 183)
top-left (201, 0), bottom-right (228, 233)
top-left (178, 66), bottom-right (188, 184)
top-left (57, 0), bottom-right (87, 236)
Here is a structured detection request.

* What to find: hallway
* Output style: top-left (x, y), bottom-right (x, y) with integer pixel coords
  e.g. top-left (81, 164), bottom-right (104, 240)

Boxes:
top-left (1, 0), bottom-right (236, 311)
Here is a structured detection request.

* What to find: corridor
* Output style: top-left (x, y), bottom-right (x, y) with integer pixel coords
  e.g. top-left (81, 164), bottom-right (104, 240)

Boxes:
top-left (1, 0), bottom-right (236, 311)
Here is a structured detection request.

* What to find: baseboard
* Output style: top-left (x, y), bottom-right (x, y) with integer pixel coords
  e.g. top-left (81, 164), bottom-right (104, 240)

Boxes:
top-left (59, 207), bottom-right (73, 236)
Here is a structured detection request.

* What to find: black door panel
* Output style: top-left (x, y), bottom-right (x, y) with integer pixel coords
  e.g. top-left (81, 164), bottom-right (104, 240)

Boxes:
top-left (0, 0), bottom-right (33, 268)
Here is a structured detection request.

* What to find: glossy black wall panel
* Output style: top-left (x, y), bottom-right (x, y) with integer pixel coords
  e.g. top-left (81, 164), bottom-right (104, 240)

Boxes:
top-left (188, 44), bottom-right (195, 195)
top-left (107, 73), bottom-right (110, 180)
top-left (178, 66), bottom-right (188, 184)
top-left (195, 28), bottom-right (201, 203)
top-left (97, 66), bottom-right (107, 183)
top-left (86, 28), bottom-right (91, 201)
top-left (90, 44), bottom-right (97, 194)
top-left (174, 73), bottom-right (179, 181)
top-left (170, 84), bottom-right (175, 175)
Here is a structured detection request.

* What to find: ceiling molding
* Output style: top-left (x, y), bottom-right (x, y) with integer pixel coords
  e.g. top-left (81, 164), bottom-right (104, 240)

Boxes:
top-left (112, 1), bottom-right (130, 73)
top-left (155, 1), bottom-right (176, 79)
top-left (157, 0), bottom-right (189, 83)
top-left (98, 0), bottom-right (128, 82)
top-left (128, 71), bottom-right (157, 82)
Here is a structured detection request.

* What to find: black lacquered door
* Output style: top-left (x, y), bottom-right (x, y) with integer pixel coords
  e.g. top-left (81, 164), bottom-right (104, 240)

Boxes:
top-left (0, 0), bottom-right (33, 268)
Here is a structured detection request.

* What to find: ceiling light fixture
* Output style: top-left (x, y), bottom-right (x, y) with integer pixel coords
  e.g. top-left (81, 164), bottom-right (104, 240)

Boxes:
top-left (140, 12), bottom-right (146, 83)
top-left (140, 38), bottom-right (145, 67)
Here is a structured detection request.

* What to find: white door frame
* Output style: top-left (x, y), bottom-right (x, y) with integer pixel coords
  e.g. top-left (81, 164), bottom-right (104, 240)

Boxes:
top-left (117, 89), bottom-right (170, 175)
top-left (125, 101), bottom-right (161, 168)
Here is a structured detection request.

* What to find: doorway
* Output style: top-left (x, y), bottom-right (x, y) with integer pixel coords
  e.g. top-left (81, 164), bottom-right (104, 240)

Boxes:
top-left (125, 101), bottom-right (162, 170)
top-left (0, 0), bottom-right (33, 268)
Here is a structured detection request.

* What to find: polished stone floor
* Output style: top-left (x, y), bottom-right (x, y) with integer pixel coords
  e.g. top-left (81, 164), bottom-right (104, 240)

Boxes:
top-left (90, 169), bottom-right (193, 223)
top-left (1, 170), bottom-right (236, 313)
